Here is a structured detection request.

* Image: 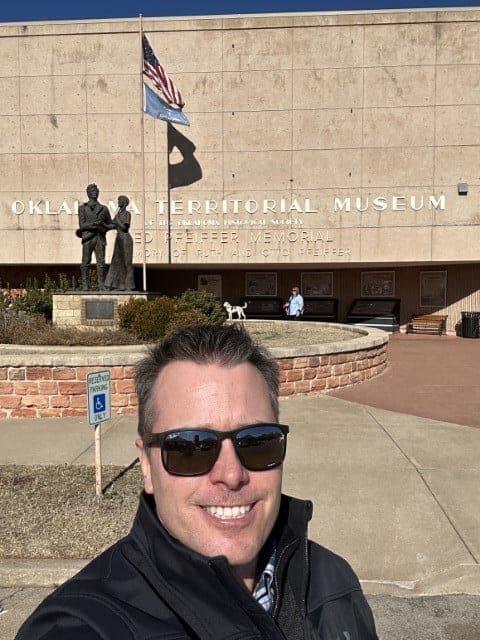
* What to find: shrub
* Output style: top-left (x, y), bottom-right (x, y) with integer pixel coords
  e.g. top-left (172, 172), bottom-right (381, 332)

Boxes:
top-left (178, 289), bottom-right (224, 325)
top-left (118, 293), bottom-right (224, 341)
top-left (118, 296), bottom-right (177, 341)
top-left (11, 285), bottom-right (53, 319)
top-left (164, 303), bottom-right (208, 336)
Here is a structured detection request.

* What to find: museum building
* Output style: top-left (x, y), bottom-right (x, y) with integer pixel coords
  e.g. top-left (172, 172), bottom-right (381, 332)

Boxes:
top-left (1, 7), bottom-right (480, 332)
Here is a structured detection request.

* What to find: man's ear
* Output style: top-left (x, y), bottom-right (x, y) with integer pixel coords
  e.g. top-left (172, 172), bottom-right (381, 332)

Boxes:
top-left (136, 437), bottom-right (154, 494)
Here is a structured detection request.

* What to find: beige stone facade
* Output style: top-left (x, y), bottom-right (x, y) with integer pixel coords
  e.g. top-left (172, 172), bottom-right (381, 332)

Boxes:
top-left (1, 9), bottom-right (480, 331)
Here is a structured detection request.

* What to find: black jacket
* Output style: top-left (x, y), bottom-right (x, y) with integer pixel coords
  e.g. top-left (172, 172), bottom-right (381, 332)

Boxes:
top-left (17, 493), bottom-right (378, 639)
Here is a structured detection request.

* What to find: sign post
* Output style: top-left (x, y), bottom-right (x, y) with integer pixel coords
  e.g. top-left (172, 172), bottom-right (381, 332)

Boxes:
top-left (87, 370), bottom-right (111, 496)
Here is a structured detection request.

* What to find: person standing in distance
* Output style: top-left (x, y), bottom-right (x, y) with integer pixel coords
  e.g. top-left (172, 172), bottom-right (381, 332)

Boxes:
top-left (284, 285), bottom-right (304, 320)
top-left (17, 324), bottom-right (378, 640)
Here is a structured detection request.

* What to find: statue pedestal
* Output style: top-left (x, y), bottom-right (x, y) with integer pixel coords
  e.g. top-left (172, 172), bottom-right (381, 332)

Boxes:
top-left (52, 291), bottom-right (149, 330)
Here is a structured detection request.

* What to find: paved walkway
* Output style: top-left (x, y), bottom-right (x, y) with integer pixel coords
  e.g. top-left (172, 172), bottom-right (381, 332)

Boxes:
top-left (330, 332), bottom-right (480, 429)
top-left (0, 333), bottom-right (479, 602)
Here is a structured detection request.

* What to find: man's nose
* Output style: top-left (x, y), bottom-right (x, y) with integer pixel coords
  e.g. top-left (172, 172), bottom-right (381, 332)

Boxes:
top-left (208, 439), bottom-right (249, 488)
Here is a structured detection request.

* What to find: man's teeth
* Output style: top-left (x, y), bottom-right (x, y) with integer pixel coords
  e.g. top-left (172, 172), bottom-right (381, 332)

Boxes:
top-left (203, 505), bottom-right (252, 519)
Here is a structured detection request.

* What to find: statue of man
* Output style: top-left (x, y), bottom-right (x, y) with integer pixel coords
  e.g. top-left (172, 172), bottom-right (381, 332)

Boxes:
top-left (76, 184), bottom-right (114, 290)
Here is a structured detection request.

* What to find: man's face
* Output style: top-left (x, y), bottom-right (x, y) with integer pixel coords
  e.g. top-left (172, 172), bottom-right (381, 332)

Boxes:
top-left (136, 361), bottom-right (282, 586)
top-left (87, 185), bottom-right (99, 200)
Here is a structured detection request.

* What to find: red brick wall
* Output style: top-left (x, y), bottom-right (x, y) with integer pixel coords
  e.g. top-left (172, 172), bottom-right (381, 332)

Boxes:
top-left (278, 344), bottom-right (387, 397)
top-left (0, 365), bottom-right (138, 419)
top-left (0, 343), bottom-right (387, 419)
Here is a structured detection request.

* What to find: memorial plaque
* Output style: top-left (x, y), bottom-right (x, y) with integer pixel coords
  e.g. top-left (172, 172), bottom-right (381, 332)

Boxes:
top-left (350, 299), bottom-right (398, 316)
top-left (85, 300), bottom-right (115, 320)
top-left (304, 299), bottom-right (336, 314)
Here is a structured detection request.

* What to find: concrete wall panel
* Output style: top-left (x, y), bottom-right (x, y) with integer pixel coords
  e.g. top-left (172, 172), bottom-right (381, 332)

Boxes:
top-left (0, 117), bottom-right (21, 153)
top-left (294, 69), bottom-right (363, 109)
top-left (224, 111), bottom-right (292, 151)
top-left (146, 30), bottom-right (223, 73)
top-left (22, 154), bottom-right (88, 191)
top-left (436, 65), bottom-right (480, 106)
top-left (87, 114), bottom-right (142, 153)
top-left (86, 75), bottom-right (139, 114)
top-left (0, 230), bottom-right (25, 263)
top-left (436, 23), bottom-right (480, 65)
top-left (436, 105), bottom-right (480, 146)
top-left (293, 109), bottom-right (362, 150)
top-left (293, 149), bottom-right (362, 189)
top-left (435, 146), bottom-right (480, 186)
top-left (0, 77), bottom-right (19, 116)
top-left (0, 192), bottom-right (25, 230)
top-left (360, 226), bottom-right (432, 261)
top-left (432, 186), bottom-right (480, 226)
top-left (364, 66), bottom-right (435, 107)
top-left (223, 28), bottom-right (292, 71)
top-left (21, 115), bottom-right (87, 154)
top-left (19, 35), bottom-right (86, 76)
top-left (363, 107), bottom-right (434, 148)
top-left (84, 32), bottom-right (137, 75)
top-left (24, 230), bottom-right (86, 264)
top-left (184, 113), bottom-right (222, 153)
top-left (20, 76), bottom-right (86, 115)
top-left (224, 151), bottom-right (291, 191)
top-left (224, 70), bottom-right (292, 111)
top-left (0, 37), bottom-right (19, 77)
top-left (362, 147), bottom-right (434, 187)
top-left (88, 152), bottom-right (156, 192)
top-left (0, 155), bottom-right (22, 191)
top-left (293, 26), bottom-right (363, 69)
top-left (364, 23), bottom-right (436, 66)
top-left (432, 225), bottom-right (480, 261)
top-left (177, 72), bottom-right (223, 112)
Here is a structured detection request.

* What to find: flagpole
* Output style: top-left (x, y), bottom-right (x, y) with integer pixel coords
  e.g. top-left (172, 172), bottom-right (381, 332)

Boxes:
top-left (139, 14), bottom-right (147, 292)
top-left (167, 126), bottom-right (172, 265)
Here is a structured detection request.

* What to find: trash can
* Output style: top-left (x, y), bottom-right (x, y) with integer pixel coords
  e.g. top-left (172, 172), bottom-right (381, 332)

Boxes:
top-left (461, 311), bottom-right (480, 338)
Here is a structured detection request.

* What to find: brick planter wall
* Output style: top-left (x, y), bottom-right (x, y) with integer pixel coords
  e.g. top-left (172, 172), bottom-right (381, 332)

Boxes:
top-left (0, 365), bottom-right (138, 419)
top-left (0, 325), bottom-right (389, 419)
top-left (277, 345), bottom-right (387, 398)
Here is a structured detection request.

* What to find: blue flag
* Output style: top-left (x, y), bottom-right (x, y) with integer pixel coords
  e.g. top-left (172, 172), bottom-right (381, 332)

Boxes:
top-left (143, 83), bottom-right (189, 127)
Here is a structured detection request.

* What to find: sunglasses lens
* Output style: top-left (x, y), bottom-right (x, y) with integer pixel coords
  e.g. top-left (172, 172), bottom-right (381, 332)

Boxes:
top-left (234, 425), bottom-right (286, 471)
top-left (162, 430), bottom-right (219, 476)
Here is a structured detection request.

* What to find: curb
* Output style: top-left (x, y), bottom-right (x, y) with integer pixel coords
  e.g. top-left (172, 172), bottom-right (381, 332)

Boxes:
top-left (0, 559), bottom-right (89, 588)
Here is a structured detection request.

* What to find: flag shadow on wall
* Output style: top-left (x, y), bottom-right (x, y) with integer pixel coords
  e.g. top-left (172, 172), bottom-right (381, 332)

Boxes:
top-left (167, 123), bottom-right (202, 189)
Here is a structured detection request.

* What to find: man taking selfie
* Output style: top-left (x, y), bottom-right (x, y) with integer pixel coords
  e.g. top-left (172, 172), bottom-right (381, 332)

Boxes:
top-left (17, 323), bottom-right (377, 640)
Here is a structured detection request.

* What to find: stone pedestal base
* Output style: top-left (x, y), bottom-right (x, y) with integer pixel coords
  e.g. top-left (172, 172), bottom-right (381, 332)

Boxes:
top-left (52, 292), bottom-right (148, 330)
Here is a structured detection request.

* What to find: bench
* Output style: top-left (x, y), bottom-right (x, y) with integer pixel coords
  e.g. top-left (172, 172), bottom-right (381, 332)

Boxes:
top-left (407, 314), bottom-right (447, 335)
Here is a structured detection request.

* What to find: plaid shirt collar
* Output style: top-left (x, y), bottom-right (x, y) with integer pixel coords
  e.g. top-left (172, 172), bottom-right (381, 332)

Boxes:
top-left (252, 546), bottom-right (276, 613)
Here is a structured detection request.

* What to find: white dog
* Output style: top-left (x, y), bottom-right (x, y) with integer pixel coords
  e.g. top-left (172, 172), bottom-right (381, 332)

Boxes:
top-left (223, 301), bottom-right (247, 320)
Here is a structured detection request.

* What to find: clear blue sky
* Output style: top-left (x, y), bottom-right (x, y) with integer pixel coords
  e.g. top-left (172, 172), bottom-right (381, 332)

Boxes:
top-left (0, 1), bottom-right (478, 23)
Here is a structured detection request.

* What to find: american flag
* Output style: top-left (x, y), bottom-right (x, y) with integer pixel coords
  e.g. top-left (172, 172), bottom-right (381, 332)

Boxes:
top-left (143, 34), bottom-right (185, 109)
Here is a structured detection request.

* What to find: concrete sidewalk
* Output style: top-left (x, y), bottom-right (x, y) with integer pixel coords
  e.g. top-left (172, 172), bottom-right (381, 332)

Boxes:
top-left (1, 394), bottom-right (479, 597)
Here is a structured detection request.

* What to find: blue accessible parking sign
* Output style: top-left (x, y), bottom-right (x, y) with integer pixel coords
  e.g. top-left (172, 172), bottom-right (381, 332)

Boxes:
top-left (87, 371), bottom-right (111, 426)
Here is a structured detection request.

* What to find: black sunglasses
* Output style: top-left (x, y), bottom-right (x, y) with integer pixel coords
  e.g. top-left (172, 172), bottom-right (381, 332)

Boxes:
top-left (142, 423), bottom-right (289, 477)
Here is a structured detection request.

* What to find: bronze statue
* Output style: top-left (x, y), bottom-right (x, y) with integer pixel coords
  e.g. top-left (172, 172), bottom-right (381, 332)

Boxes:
top-left (76, 184), bottom-right (114, 290)
top-left (105, 195), bottom-right (135, 291)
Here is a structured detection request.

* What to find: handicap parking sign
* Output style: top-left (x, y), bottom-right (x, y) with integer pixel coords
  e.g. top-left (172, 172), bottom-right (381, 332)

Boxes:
top-left (93, 393), bottom-right (106, 413)
top-left (87, 371), bottom-right (111, 426)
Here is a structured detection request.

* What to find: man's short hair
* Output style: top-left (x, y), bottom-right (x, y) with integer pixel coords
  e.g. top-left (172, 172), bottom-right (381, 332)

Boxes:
top-left (135, 323), bottom-right (279, 437)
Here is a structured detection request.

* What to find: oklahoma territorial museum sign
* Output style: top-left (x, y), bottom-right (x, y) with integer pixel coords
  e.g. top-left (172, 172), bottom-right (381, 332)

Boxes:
top-left (8, 194), bottom-right (446, 217)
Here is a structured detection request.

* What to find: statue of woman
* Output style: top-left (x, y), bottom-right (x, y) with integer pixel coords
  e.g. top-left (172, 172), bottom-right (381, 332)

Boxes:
top-left (105, 195), bottom-right (135, 291)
